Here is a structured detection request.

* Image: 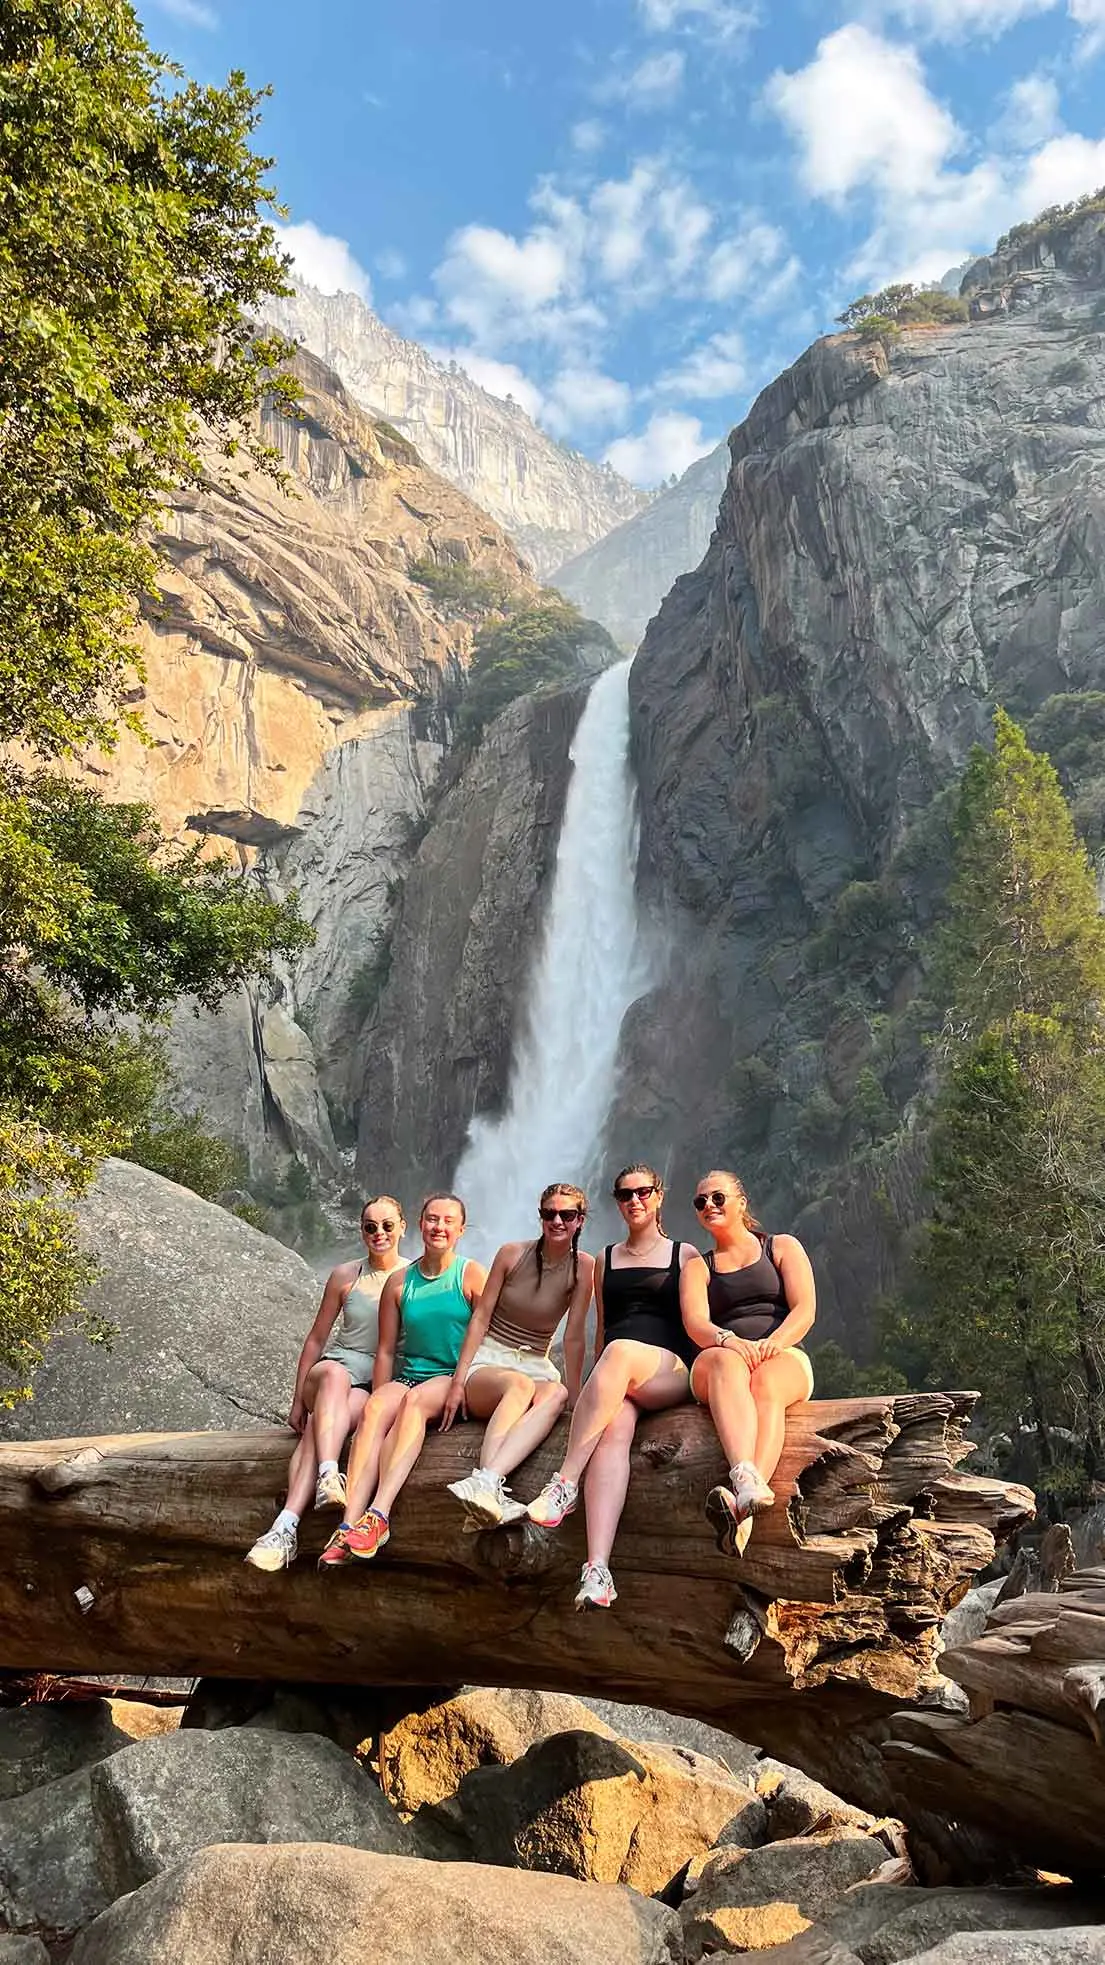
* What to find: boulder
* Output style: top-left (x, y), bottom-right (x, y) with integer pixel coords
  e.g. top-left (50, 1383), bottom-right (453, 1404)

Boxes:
top-left (377, 1688), bottom-right (617, 1813)
top-left (0, 1942), bottom-right (50, 1964)
top-left (0, 1158), bottom-right (318, 1436)
top-left (451, 1727), bottom-right (766, 1896)
top-left (823, 1885), bottom-right (1105, 1964)
top-left (182, 1677), bottom-right (395, 1757)
top-left (0, 1702), bottom-right (138, 1803)
top-left (579, 1699), bottom-right (759, 1781)
top-left (905, 1938), bottom-right (1105, 1965)
top-left (67, 1842), bottom-right (683, 1964)
top-left (753, 1760), bottom-right (887, 1843)
top-left (939, 1583), bottom-right (1003, 1655)
top-left (681, 1829), bottom-right (891, 1960)
top-left (0, 1727), bottom-right (410, 1938)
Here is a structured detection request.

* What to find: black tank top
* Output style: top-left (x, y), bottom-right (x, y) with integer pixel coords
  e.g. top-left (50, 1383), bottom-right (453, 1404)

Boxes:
top-left (601, 1240), bottom-right (695, 1366)
top-left (707, 1235), bottom-right (788, 1342)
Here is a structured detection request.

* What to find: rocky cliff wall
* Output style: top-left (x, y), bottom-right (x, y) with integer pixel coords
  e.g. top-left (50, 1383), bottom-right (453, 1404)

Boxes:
top-left (551, 443), bottom-right (729, 651)
top-left (356, 686), bottom-right (587, 1204)
top-left (620, 238), bottom-right (1105, 1344)
top-left (265, 283), bottom-right (651, 578)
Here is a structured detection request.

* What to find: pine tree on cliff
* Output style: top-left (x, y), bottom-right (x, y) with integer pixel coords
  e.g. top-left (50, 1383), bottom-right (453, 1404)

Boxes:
top-left (912, 710), bottom-right (1105, 1496)
top-left (0, 2), bottom-right (310, 1403)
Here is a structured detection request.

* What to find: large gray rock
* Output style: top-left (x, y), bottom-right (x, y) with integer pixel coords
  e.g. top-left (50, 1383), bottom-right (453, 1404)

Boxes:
top-left (578, 1698), bottom-right (759, 1780)
top-left (824, 1884), bottom-right (1105, 1964)
top-left (377, 1688), bottom-right (616, 1813)
top-left (0, 1158), bottom-right (318, 1435)
top-left (753, 1760), bottom-right (887, 1843)
top-left (0, 1942), bottom-right (50, 1964)
top-left (906, 1938), bottom-right (1105, 1965)
top-left (452, 1727), bottom-right (765, 1896)
top-left (939, 1582), bottom-right (1003, 1655)
top-left (681, 1829), bottom-right (891, 1959)
top-left (0, 1704), bottom-right (139, 1803)
top-left (0, 1726), bottom-right (409, 1938)
top-left (68, 1842), bottom-right (682, 1965)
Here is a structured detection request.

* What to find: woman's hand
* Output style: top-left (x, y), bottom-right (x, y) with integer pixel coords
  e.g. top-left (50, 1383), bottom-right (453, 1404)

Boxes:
top-left (755, 1337), bottom-right (786, 1362)
top-left (288, 1398), bottom-right (306, 1435)
top-left (438, 1378), bottom-right (467, 1432)
top-left (720, 1335), bottom-right (761, 1370)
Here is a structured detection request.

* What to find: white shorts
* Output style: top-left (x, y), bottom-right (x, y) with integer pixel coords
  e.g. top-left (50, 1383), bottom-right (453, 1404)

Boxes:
top-left (465, 1337), bottom-right (561, 1385)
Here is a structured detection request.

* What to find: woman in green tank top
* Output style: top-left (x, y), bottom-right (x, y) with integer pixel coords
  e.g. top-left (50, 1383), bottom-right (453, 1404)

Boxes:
top-left (319, 1192), bottom-right (486, 1566)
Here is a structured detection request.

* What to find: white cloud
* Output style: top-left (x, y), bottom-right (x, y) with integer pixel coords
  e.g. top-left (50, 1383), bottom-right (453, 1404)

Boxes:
top-left (1070, 0), bottom-right (1105, 57)
top-left (604, 50), bottom-right (686, 108)
top-left (767, 26), bottom-right (961, 203)
top-left (543, 368), bottom-right (633, 435)
top-left (278, 221), bottom-right (372, 303)
top-left (993, 72), bottom-right (1063, 149)
top-left (704, 219), bottom-right (788, 300)
top-left (637, 0), bottom-right (758, 42)
top-left (375, 248), bottom-right (407, 282)
top-left (151, 0), bottom-right (219, 24)
top-left (571, 118), bottom-right (606, 153)
top-left (657, 331), bottom-right (747, 399)
top-left (869, 0), bottom-right (1057, 40)
top-left (605, 411), bottom-right (711, 484)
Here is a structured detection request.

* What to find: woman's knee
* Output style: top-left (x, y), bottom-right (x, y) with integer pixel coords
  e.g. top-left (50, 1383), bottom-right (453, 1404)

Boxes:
top-left (534, 1380), bottom-right (569, 1415)
top-left (599, 1401), bottom-right (638, 1449)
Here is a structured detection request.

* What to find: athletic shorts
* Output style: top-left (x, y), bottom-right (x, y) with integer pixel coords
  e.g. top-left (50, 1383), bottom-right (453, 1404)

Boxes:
top-left (465, 1337), bottom-right (561, 1385)
top-left (318, 1346), bottom-right (375, 1389)
top-left (690, 1344), bottom-right (813, 1402)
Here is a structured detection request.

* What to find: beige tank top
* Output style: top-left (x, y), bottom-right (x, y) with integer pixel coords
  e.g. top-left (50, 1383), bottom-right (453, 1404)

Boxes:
top-left (488, 1243), bottom-right (575, 1357)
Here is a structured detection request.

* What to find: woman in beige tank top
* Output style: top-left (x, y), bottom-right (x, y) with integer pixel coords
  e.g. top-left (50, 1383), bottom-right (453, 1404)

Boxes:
top-left (441, 1182), bottom-right (594, 1527)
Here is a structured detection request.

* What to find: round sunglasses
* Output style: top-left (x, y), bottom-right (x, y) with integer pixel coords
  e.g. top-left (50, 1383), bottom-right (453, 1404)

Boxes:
top-left (363, 1218), bottom-right (399, 1235)
top-left (692, 1191), bottom-right (729, 1212)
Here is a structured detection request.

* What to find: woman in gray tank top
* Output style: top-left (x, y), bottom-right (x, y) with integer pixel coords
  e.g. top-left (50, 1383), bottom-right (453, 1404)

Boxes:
top-left (244, 1195), bottom-right (409, 1572)
top-left (441, 1183), bottom-right (595, 1528)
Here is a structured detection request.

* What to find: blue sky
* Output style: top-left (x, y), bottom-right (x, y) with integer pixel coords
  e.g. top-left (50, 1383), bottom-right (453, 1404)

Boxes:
top-left (141, 0), bottom-right (1105, 484)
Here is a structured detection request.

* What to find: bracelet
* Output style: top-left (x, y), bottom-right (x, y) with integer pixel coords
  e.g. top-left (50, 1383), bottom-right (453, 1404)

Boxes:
top-left (714, 1328), bottom-right (729, 1347)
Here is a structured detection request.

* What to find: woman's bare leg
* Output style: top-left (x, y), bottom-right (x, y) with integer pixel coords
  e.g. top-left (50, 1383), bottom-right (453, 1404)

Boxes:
top-left (690, 1349), bottom-right (757, 1469)
top-left (750, 1352), bottom-right (814, 1484)
top-left (343, 1381), bottom-right (409, 1522)
top-left (466, 1370), bottom-right (570, 1478)
top-left (369, 1378), bottom-right (450, 1518)
top-left (582, 1401), bottom-right (639, 1568)
top-left (558, 1342), bottom-right (687, 1486)
top-left (302, 1361), bottom-right (358, 1467)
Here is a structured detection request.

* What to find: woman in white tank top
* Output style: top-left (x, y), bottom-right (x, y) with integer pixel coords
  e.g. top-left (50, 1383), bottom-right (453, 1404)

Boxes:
top-left (244, 1195), bottom-right (408, 1572)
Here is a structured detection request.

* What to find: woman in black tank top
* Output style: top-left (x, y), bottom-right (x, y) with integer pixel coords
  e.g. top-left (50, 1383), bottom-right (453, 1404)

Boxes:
top-left (681, 1169), bottom-right (816, 1555)
top-left (526, 1162), bottom-right (703, 1611)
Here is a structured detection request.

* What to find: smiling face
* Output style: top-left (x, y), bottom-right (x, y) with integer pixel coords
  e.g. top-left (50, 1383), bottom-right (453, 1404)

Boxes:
top-left (693, 1171), bottom-right (747, 1239)
top-left (360, 1196), bottom-right (404, 1262)
top-left (420, 1194), bottom-right (466, 1257)
top-left (538, 1184), bottom-right (586, 1250)
top-left (612, 1164), bottom-right (663, 1234)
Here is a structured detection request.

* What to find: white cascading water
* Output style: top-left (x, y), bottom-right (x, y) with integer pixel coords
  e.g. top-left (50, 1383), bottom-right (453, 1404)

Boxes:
top-left (455, 658), bottom-right (651, 1257)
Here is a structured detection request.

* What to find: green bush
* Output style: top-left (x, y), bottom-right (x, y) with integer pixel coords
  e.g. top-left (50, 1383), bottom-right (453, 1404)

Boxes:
top-left (460, 599), bottom-right (618, 741)
top-left (838, 284), bottom-right (967, 336)
top-left (410, 557), bottom-right (520, 618)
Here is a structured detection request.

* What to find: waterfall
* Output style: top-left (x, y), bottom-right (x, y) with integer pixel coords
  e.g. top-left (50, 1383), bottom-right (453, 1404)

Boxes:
top-left (455, 658), bottom-right (650, 1256)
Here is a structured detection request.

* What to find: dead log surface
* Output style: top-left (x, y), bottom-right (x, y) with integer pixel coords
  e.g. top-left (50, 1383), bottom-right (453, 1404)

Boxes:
top-left (0, 1396), bottom-right (1029, 1735)
top-left (883, 1570), bottom-right (1105, 1874)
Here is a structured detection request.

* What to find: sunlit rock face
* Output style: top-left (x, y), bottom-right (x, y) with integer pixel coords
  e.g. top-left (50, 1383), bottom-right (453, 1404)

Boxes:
top-left (264, 282), bottom-right (651, 579)
top-left (620, 218), bottom-right (1105, 1343)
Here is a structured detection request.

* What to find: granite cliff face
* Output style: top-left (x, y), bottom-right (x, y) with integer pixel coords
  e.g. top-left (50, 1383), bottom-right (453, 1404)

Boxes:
top-left (264, 283), bottom-right (650, 578)
top-left (551, 442), bottom-right (729, 651)
top-left (355, 686), bottom-right (587, 1204)
top-left (75, 347), bottom-right (537, 1188)
top-left (617, 216), bottom-right (1105, 1342)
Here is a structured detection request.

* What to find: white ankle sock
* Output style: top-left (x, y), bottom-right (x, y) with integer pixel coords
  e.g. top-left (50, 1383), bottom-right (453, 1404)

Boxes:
top-left (318, 1460), bottom-right (339, 1479)
top-left (273, 1508), bottom-right (299, 1533)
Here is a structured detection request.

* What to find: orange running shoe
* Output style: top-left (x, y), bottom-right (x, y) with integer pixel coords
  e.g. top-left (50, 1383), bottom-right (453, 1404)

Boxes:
top-left (317, 1524), bottom-right (353, 1569)
top-left (345, 1508), bottom-right (391, 1560)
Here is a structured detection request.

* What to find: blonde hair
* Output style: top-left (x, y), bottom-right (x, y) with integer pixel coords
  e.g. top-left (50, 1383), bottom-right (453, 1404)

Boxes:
top-left (537, 1181), bottom-right (587, 1288)
top-left (699, 1169), bottom-right (762, 1232)
top-left (613, 1163), bottom-right (666, 1238)
top-left (360, 1194), bottom-right (405, 1228)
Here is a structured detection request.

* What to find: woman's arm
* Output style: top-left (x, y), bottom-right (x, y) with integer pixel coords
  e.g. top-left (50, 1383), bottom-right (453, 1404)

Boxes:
top-left (440, 1245), bottom-right (513, 1431)
top-left (288, 1265), bottom-right (351, 1428)
top-left (758, 1235), bottom-right (817, 1358)
top-left (561, 1251), bottom-right (595, 1407)
top-left (680, 1248), bottom-right (763, 1370)
top-left (462, 1258), bottom-right (489, 1307)
top-left (371, 1272), bottom-right (404, 1392)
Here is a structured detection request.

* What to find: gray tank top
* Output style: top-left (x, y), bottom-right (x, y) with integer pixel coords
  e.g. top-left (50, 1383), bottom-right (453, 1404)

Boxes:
top-left (322, 1261), bottom-right (402, 1361)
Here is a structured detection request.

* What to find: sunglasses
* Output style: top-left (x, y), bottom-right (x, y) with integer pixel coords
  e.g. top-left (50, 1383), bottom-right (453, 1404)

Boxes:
top-left (614, 1184), bottom-right (656, 1203)
top-left (363, 1219), bottom-right (398, 1235)
top-left (540, 1206), bottom-right (582, 1224)
top-left (692, 1192), bottom-right (728, 1212)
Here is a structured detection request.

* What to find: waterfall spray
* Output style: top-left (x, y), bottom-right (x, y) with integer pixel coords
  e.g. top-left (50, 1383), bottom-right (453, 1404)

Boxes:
top-left (455, 658), bottom-right (650, 1255)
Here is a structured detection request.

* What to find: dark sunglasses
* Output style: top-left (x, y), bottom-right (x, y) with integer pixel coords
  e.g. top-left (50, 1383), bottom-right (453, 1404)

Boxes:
top-left (540, 1206), bottom-right (582, 1224)
top-left (363, 1219), bottom-right (398, 1235)
top-left (692, 1192), bottom-right (728, 1212)
top-left (614, 1183), bottom-right (656, 1202)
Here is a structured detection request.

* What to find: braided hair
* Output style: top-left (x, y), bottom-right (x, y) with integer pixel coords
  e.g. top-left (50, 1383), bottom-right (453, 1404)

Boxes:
top-left (535, 1181), bottom-right (588, 1290)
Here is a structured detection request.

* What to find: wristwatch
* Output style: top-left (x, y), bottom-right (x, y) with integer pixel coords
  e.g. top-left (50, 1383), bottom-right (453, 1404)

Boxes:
top-left (714, 1328), bottom-right (730, 1347)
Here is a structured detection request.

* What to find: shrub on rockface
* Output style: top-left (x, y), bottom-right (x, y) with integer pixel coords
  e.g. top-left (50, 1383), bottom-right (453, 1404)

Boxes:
top-left (458, 597), bottom-right (619, 741)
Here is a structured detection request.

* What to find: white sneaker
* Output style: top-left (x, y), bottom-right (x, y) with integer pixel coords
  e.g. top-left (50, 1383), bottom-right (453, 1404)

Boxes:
top-left (730, 1461), bottom-right (775, 1515)
top-left (526, 1474), bottom-right (578, 1528)
top-left (314, 1468), bottom-right (347, 1510)
top-left (574, 1561), bottom-right (617, 1610)
top-left (245, 1522), bottom-right (298, 1571)
top-left (447, 1468), bottom-right (505, 1527)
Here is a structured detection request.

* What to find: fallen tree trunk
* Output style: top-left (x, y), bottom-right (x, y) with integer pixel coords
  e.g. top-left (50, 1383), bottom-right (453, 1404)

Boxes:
top-left (883, 1569), bottom-right (1105, 1875)
top-left (0, 1395), bottom-right (1030, 1738)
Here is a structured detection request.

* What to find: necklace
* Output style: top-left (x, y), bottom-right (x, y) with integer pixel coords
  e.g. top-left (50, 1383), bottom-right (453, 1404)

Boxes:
top-left (625, 1233), bottom-right (665, 1261)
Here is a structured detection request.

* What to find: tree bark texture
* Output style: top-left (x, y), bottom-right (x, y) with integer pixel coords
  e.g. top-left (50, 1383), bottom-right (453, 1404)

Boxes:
top-left (0, 1395), bottom-right (1030, 1737)
top-left (883, 1568), bottom-right (1105, 1875)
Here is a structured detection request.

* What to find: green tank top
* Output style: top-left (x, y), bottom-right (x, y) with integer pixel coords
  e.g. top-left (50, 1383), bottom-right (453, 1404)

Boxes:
top-left (399, 1256), bottom-right (471, 1383)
